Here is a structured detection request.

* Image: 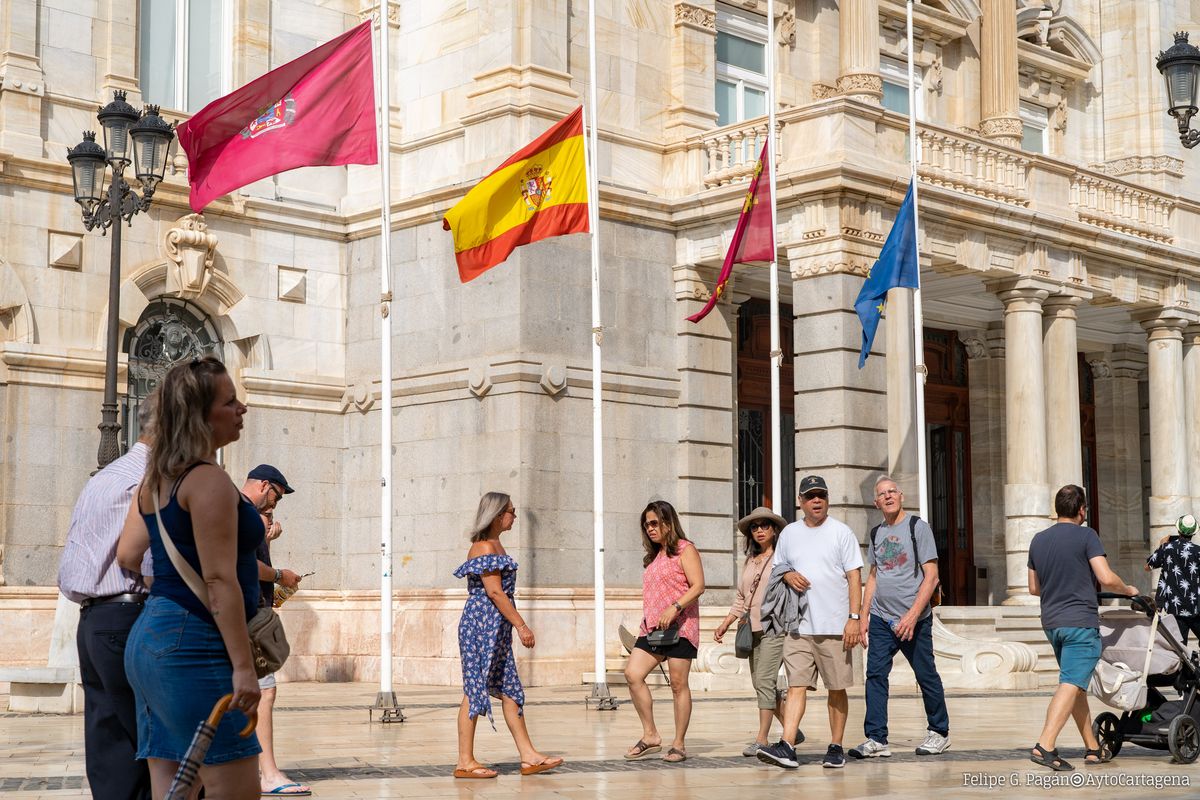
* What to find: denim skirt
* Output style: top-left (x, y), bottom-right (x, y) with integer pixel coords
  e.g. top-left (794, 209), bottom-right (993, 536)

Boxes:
top-left (125, 596), bottom-right (261, 764)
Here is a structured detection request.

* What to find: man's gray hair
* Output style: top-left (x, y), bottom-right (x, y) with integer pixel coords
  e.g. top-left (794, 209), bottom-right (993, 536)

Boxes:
top-left (136, 389), bottom-right (159, 442)
top-left (874, 474), bottom-right (899, 490)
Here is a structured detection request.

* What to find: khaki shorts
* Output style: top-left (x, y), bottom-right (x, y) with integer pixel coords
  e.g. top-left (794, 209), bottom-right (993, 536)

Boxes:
top-left (782, 634), bottom-right (853, 690)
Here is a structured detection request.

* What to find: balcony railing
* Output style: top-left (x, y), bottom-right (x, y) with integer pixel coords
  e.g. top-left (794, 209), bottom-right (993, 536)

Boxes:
top-left (1069, 173), bottom-right (1174, 244)
top-left (699, 120), bottom-right (779, 188)
top-left (917, 128), bottom-right (1030, 207)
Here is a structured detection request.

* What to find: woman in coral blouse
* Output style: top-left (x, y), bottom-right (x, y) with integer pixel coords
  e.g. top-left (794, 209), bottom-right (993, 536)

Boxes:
top-left (622, 500), bottom-right (705, 763)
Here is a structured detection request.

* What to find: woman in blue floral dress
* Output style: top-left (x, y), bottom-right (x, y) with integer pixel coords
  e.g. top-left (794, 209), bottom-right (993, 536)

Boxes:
top-left (453, 491), bottom-right (564, 779)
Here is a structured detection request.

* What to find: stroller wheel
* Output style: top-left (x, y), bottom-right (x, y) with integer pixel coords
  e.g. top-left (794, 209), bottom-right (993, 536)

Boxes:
top-left (1168, 714), bottom-right (1200, 764)
top-left (1093, 712), bottom-right (1123, 758)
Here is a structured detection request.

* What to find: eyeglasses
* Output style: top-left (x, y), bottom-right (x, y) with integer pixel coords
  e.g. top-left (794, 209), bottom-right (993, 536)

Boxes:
top-left (266, 483), bottom-right (283, 503)
top-left (643, 519), bottom-right (662, 531)
top-left (876, 488), bottom-right (900, 498)
top-left (802, 492), bottom-right (828, 501)
top-left (505, 507), bottom-right (516, 516)
top-left (749, 521), bottom-right (775, 531)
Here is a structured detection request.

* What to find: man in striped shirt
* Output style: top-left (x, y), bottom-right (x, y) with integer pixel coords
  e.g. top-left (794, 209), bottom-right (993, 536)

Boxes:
top-left (57, 394), bottom-right (157, 800)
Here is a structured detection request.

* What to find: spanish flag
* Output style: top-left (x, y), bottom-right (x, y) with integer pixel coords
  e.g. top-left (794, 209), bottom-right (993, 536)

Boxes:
top-left (443, 107), bottom-right (590, 283)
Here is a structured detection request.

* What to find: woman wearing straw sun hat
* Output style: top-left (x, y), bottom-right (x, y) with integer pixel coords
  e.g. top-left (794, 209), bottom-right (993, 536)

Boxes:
top-left (714, 506), bottom-right (789, 757)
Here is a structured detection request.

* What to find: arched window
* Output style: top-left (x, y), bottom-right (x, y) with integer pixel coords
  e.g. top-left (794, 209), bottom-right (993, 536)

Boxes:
top-left (122, 297), bottom-right (223, 451)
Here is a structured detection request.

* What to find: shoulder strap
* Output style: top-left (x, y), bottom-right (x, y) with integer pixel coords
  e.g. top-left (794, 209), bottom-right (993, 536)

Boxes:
top-left (909, 514), bottom-right (921, 577)
top-left (169, 462), bottom-right (207, 498)
top-left (153, 489), bottom-right (210, 608)
top-left (870, 523), bottom-right (881, 548)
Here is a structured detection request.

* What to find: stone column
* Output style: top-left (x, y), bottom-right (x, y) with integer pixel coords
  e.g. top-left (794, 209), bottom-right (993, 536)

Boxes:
top-left (837, 0), bottom-right (882, 103)
top-left (0, 0), bottom-right (45, 156)
top-left (667, 3), bottom-right (719, 137)
top-left (1139, 313), bottom-right (1194, 541)
top-left (1043, 295), bottom-right (1085, 492)
top-left (672, 265), bottom-right (736, 592)
top-left (1184, 326), bottom-right (1200, 511)
top-left (993, 280), bottom-right (1051, 604)
top-left (979, 0), bottom-right (1021, 146)
top-left (885, 286), bottom-right (918, 499)
top-left (792, 265), bottom-right (886, 535)
top-left (1090, 348), bottom-right (1147, 581)
top-left (964, 329), bottom-right (1005, 604)
top-left (100, 0), bottom-right (139, 95)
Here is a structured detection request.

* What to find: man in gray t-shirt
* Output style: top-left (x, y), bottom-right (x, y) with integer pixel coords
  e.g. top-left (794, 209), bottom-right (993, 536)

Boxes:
top-left (849, 476), bottom-right (950, 760)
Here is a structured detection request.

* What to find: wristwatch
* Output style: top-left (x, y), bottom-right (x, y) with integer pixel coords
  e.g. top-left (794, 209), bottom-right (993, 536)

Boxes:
top-left (848, 613), bottom-right (861, 620)
top-left (672, 601), bottom-right (683, 612)
top-left (274, 568), bottom-right (283, 583)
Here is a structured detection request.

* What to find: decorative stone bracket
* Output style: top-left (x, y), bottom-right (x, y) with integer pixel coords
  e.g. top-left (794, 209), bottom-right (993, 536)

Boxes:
top-left (164, 214), bottom-right (218, 300)
top-left (929, 617), bottom-right (1039, 689)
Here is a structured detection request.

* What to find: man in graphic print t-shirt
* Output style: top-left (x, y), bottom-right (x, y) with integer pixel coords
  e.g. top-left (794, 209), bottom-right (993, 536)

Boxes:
top-left (849, 476), bottom-right (950, 760)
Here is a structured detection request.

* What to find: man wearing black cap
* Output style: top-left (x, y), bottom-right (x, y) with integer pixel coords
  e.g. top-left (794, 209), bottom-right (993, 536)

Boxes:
top-left (242, 465), bottom-right (311, 797)
top-left (758, 474), bottom-right (863, 770)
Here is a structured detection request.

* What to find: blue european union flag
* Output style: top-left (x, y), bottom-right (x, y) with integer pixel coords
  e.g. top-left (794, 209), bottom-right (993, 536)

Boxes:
top-left (854, 182), bottom-right (918, 368)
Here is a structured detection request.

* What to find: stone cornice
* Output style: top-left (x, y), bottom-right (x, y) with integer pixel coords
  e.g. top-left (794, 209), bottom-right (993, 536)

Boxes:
top-left (674, 2), bottom-right (716, 32)
top-left (878, 0), bottom-right (972, 47)
top-left (241, 369), bottom-right (347, 413)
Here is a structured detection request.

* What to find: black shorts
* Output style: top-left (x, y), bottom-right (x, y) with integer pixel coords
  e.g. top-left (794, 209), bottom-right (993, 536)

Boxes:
top-left (634, 635), bottom-right (698, 661)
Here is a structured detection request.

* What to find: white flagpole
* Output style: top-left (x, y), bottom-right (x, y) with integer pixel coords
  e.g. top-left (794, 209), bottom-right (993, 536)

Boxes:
top-left (907, 0), bottom-right (929, 521)
top-left (585, 0), bottom-right (615, 710)
top-left (766, 0), bottom-right (783, 516)
top-left (373, 0), bottom-right (401, 720)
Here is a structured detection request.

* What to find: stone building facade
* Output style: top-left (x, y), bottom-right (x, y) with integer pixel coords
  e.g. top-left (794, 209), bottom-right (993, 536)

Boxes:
top-left (1, 0), bottom-right (1199, 690)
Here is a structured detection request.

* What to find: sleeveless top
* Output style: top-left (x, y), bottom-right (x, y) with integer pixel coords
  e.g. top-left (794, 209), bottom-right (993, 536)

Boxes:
top-left (143, 463), bottom-right (265, 625)
top-left (640, 539), bottom-right (701, 648)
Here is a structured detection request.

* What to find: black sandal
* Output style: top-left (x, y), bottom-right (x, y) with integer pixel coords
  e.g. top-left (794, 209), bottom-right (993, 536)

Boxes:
top-left (1084, 747), bottom-right (1111, 764)
top-left (1030, 743), bottom-right (1074, 772)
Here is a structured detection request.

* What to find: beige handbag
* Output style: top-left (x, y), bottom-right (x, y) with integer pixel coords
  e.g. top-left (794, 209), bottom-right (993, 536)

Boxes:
top-left (154, 490), bottom-right (290, 679)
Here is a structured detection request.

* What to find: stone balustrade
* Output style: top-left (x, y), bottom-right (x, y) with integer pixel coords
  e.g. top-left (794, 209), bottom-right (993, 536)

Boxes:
top-left (698, 118), bottom-right (779, 188)
top-left (1069, 172), bottom-right (1174, 244)
top-left (917, 126), bottom-right (1030, 207)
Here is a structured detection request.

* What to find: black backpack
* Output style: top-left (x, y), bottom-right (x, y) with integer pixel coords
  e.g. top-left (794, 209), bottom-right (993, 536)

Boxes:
top-left (869, 514), bottom-right (942, 608)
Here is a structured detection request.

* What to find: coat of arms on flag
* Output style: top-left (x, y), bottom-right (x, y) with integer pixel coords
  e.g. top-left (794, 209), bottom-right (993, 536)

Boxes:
top-left (520, 165), bottom-right (552, 211)
top-left (240, 95), bottom-right (297, 140)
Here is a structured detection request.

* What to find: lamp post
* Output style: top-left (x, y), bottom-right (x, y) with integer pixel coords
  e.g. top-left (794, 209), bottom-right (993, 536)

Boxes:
top-left (1157, 31), bottom-right (1200, 148)
top-left (66, 90), bottom-right (174, 470)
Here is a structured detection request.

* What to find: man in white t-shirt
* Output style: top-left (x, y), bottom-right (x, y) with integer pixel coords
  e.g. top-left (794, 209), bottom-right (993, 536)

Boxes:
top-left (757, 475), bottom-right (863, 770)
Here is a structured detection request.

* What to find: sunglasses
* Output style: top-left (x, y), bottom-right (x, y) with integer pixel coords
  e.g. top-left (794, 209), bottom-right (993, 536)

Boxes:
top-left (749, 521), bottom-right (775, 531)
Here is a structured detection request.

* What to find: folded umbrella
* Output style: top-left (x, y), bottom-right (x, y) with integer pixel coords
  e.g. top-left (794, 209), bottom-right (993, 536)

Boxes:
top-left (164, 693), bottom-right (256, 799)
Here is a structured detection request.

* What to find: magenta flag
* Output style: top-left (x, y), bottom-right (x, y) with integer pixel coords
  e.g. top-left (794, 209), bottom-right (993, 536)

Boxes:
top-left (177, 21), bottom-right (377, 213)
top-left (687, 142), bottom-right (775, 323)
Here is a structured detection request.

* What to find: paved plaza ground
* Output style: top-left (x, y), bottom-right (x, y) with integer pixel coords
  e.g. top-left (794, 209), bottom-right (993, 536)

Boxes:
top-left (2, 681), bottom-right (1198, 799)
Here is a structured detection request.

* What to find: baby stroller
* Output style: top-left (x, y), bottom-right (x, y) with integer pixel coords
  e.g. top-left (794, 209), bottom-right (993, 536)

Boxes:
top-left (1090, 593), bottom-right (1200, 763)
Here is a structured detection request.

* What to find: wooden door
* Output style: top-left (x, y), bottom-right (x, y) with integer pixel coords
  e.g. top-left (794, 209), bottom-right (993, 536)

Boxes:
top-left (736, 300), bottom-right (795, 521)
top-left (923, 329), bottom-right (975, 606)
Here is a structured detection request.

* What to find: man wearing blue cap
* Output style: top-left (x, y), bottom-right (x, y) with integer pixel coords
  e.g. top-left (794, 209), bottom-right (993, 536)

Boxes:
top-left (242, 465), bottom-right (311, 797)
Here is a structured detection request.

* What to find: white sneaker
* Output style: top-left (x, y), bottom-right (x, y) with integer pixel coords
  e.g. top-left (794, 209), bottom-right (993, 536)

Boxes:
top-left (915, 730), bottom-right (950, 755)
top-left (848, 739), bottom-right (891, 758)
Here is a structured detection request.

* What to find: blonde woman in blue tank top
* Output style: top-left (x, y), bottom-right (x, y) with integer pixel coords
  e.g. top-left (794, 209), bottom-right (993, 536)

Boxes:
top-left (117, 357), bottom-right (264, 799)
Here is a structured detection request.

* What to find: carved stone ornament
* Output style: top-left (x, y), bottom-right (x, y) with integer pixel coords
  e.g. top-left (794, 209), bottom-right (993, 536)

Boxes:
top-left (835, 73), bottom-right (883, 99)
top-left (468, 366), bottom-right (492, 398)
top-left (164, 214), bottom-right (218, 300)
top-left (963, 337), bottom-right (988, 360)
top-left (927, 54), bottom-right (944, 94)
top-left (1095, 155), bottom-right (1186, 178)
top-left (350, 380), bottom-right (375, 413)
top-left (674, 3), bottom-right (716, 30)
top-left (812, 83), bottom-right (837, 101)
top-left (1054, 98), bottom-right (1068, 134)
top-left (980, 116), bottom-right (1023, 140)
top-left (777, 9), bottom-right (796, 48)
top-left (540, 364), bottom-right (567, 396)
top-left (1087, 359), bottom-right (1112, 380)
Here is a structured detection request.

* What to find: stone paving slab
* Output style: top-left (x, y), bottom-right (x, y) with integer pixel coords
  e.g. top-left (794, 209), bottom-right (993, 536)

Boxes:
top-left (2, 682), bottom-right (1198, 798)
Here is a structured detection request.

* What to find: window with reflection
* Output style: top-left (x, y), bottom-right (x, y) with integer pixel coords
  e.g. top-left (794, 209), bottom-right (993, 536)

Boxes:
top-left (139, 0), bottom-right (228, 113)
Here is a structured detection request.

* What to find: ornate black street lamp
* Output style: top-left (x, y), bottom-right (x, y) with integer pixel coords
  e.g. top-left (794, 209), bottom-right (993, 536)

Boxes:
top-left (1157, 32), bottom-right (1200, 148)
top-left (66, 90), bottom-right (174, 469)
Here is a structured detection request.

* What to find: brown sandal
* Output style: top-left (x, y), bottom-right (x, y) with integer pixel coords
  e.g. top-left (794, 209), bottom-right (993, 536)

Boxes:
top-left (453, 765), bottom-right (498, 779)
top-left (520, 756), bottom-right (564, 775)
top-left (663, 747), bottom-right (688, 763)
top-left (624, 739), bottom-right (662, 760)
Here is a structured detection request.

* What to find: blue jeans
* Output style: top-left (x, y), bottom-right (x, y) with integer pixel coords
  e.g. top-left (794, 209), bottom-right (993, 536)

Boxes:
top-left (864, 614), bottom-right (949, 744)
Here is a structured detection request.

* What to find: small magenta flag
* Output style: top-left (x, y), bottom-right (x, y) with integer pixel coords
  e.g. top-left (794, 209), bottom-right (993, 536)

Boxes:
top-left (177, 22), bottom-right (378, 213)
top-left (687, 142), bottom-right (775, 323)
